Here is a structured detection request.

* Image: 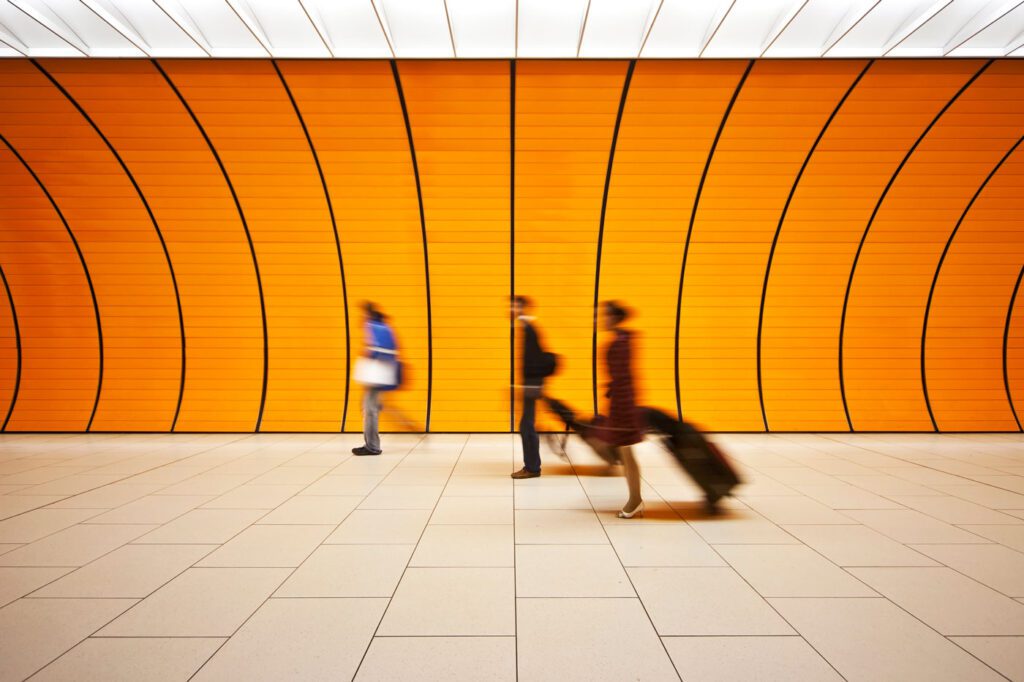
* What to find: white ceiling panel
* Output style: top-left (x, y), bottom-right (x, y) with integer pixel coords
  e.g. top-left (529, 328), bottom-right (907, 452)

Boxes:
top-left (10, 0), bottom-right (143, 55)
top-left (703, 0), bottom-right (807, 57)
top-left (0, 0), bottom-right (1019, 58)
top-left (375, 0), bottom-right (452, 58)
top-left (154, 0), bottom-right (265, 57)
top-left (952, 0), bottom-right (1024, 52)
top-left (639, 0), bottom-right (734, 57)
top-left (516, 0), bottom-right (588, 57)
top-left (828, 0), bottom-right (953, 55)
top-left (447, 0), bottom-right (514, 57)
top-left (227, 0), bottom-right (329, 57)
top-left (578, 0), bottom-right (660, 58)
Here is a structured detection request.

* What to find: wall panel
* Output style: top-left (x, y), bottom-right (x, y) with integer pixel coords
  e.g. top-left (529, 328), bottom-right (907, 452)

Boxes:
top-left (844, 60), bottom-right (1002, 431)
top-left (278, 61), bottom-right (428, 433)
top-left (925, 113), bottom-right (1024, 432)
top-left (0, 270), bottom-right (16, 424)
top-left (516, 61), bottom-right (628, 429)
top-left (40, 59), bottom-right (265, 431)
top-left (0, 60), bottom-right (179, 431)
top-left (599, 60), bottom-right (749, 421)
top-left (159, 60), bottom-right (347, 431)
top-left (679, 60), bottom-right (866, 431)
top-left (398, 61), bottom-right (511, 432)
top-left (0, 59), bottom-right (1021, 432)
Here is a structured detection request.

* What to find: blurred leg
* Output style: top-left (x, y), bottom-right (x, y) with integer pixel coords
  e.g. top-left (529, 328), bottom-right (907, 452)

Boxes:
top-left (363, 388), bottom-right (381, 453)
top-left (619, 445), bottom-right (642, 512)
top-left (520, 395), bottom-right (540, 473)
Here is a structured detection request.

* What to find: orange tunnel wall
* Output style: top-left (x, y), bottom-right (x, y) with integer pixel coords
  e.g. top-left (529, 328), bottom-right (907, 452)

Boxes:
top-left (0, 58), bottom-right (1021, 433)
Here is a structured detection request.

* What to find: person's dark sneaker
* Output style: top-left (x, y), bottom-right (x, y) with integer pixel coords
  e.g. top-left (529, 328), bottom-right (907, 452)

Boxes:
top-left (352, 446), bottom-right (381, 456)
top-left (511, 467), bottom-right (540, 479)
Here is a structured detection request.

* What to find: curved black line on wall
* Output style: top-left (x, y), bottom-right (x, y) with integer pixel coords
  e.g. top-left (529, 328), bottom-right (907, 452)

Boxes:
top-left (34, 60), bottom-right (188, 432)
top-left (0, 134), bottom-right (104, 431)
top-left (921, 135), bottom-right (1023, 432)
top-left (592, 60), bottom-right (635, 416)
top-left (273, 61), bottom-right (352, 433)
top-left (152, 59), bottom-right (270, 432)
top-left (837, 59), bottom-right (992, 432)
top-left (391, 60), bottom-right (434, 432)
top-left (510, 59), bottom-right (516, 434)
top-left (673, 60), bottom-right (754, 422)
top-left (1005, 264), bottom-right (1024, 432)
top-left (756, 60), bottom-right (873, 432)
top-left (0, 263), bottom-right (22, 431)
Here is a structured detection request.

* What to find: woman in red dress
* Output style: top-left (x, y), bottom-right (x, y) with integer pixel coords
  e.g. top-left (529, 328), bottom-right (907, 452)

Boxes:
top-left (602, 301), bottom-right (646, 518)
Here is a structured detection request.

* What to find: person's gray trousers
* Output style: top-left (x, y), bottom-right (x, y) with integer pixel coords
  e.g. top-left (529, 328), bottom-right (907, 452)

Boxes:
top-left (363, 387), bottom-right (382, 453)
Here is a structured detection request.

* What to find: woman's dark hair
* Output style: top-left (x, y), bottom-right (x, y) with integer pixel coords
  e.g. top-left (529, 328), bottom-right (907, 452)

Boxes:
top-left (363, 301), bottom-right (384, 322)
top-left (512, 295), bottom-right (531, 309)
top-left (602, 300), bottom-right (629, 325)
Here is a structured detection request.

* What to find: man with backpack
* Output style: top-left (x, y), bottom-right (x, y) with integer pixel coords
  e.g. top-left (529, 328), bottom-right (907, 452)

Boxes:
top-left (511, 296), bottom-right (556, 479)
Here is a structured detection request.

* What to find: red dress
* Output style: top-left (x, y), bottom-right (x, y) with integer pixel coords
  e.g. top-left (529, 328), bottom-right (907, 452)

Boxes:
top-left (605, 328), bottom-right (644, 447)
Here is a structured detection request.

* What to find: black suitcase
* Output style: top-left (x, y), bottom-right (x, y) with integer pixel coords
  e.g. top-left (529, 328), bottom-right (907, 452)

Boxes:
top-left (544, 397), bottom-right (741, 512)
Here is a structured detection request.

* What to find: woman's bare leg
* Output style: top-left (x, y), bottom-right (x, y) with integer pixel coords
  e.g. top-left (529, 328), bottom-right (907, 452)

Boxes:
top-left (619, 445), bottom-right (642, 513)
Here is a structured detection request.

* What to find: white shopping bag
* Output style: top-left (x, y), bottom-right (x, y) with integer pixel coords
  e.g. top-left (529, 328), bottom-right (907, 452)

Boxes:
top-left (354, 358), bottom-right (398, 387)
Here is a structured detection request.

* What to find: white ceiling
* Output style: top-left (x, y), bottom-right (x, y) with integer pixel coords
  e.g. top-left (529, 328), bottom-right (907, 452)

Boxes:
top-left (0, 0), bottom-right (1021, 58)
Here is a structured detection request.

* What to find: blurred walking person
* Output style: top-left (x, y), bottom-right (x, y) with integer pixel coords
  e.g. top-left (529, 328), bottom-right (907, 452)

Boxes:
top-left (601, 301), bottom-right (645, 517)
top-left (511, 296), bottom-right (556, 479)
top-left (353, 302), bottom-right (399, 456)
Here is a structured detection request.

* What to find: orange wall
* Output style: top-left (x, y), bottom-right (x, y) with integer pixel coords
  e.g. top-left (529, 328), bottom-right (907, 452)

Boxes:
top-left (0, 59), bottom-right (1021, 433)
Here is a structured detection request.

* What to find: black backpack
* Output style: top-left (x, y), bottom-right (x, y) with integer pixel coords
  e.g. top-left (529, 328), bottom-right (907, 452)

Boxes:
top-left (538, 351), bottom-right (558, 378)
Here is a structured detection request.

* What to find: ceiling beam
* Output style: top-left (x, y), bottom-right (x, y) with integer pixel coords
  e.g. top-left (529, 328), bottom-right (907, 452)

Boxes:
top-left (944, 0), bottom-right (1023, 54)
top-left (822, 0), bottom-right (882, 56)
top-left (79, 0), bottom-right (151, 56)
top-left (882, 0), bottom-right (953, 55)
top-left (369, 0), bottom-right (396, 58)
top-left (224, 0), bottom-right (272, 56)
top-left (151, 0), bottom-right (212, 56)
top-left (698, 0), bottom-right (736, 58)
top-left (297, 0), bottom-right (335, 57)
top-left (761, 0), bottom-right (811, 57)
top-left (9, 0), bottom-right (88, 55)
top-left (637, 0), bottom-right (664, 58)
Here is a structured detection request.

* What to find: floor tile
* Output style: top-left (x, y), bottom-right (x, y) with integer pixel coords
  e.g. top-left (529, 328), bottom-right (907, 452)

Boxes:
top-left (890, 495), bottom-right (1021, 525)
top-left (410, 524), bottom-right (513, 567)
top-left (934, 484), bottom-right (1024, 510)
top-left (249, 467), bottom-right (331, 486)
top-left (33, 544), bottom-right (213, 598)
top-left (717, 545), bottom-right (876, 597)
top-left (359, 485), bottom-right (443, 510)
top-left (850, 567), bottom-right (1024, 635)
top-left (444, 475), bottom-right (513, 496)
top-left (515, 509), bottom-right (608, 544)
top-left (134, 509), bottom-right (266, 544)
top-left (0, 508), bottom-right (103, 543)
top-left (0, 598), bottom-right (135, 682)
top-left (326, 510), bottom-right (431, 544)
top-left (517, 598), bottom-right (679, 682)
top-left (629, 567), bottom-right (793, 635)
top-left (98, 567), bottom-right (289, 637)
top-left (197, 524), bottom-right (331, 568)
top-left (950, 636), bottom-right (1024, 682)
top-left (47, 484), bottom-right (163, 510)
top-left (844, 509), bottom-right (988, 544)
top-left (911, 544), bottom-right (1024, 596)
top-left (383, 467), bottom-right (452, 486)
top-left (157, 474), bottom-right (252, 496)
top-left (276, 544), bottom-right (414, 597)
top-left (31, 637), bottom-right (223, 682)
top-left (687, 514), bottom-right (798, 545)
top-left (0, 567), bottom-right (73, 607)
top-left (663, 636), bottom-right (842, 681)
top-left (300, 475), bottom-right (382, 496)
top-left (84, 495), bottom-right (213, 525)
top-left (192, 598), bottom-right (386, 681)
top-left (0, 524), bottom-right (155, 567)
top-left (356, 636), bottom-right (516, 682)
top-left (255, 496), bottom-right (361, 525)
top-left (605, 524), bottom-right (725, 567)
top-left (742, 496), bottom-right (853, 525)
top-left (771, 597), bottom-right (1004, 682)
top-left (958, 524), bottom-right (1024, 553)
top-left (791, 483), bottom-right (901, 510)
top-left (378, 567), bottom-right (514, 635)
top-left (201, 485), bottom-right (303, 510)
top-left (516, 545), bottom-right (633, 597)
top-left (782, 524), bottom-right (939, 566)
top-left (430, 496), bottom-right (512, 524)
top-left (836, 474), bottom-right (940, 496)
top-left (513, 485), bottom-right (592, 510)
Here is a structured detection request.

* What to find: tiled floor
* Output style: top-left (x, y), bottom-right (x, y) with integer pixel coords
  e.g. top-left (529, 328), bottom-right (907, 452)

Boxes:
top-left (0, 432), bottom-right (1023, 681)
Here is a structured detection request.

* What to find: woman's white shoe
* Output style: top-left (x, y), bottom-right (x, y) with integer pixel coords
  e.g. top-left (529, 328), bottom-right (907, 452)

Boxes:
top-left (617, 501), bottom-right (644, 519)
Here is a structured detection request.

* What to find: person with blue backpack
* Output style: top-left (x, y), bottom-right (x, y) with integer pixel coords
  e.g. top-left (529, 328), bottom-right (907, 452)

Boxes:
top-left (353, 301), bottom-right (400, 456)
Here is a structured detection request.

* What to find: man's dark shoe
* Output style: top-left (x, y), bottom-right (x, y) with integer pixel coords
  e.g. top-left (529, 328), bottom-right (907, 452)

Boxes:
top-left (352, 446), bottom-right (381, 456)
top-left (511, 467), bottom-right (540, 479)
